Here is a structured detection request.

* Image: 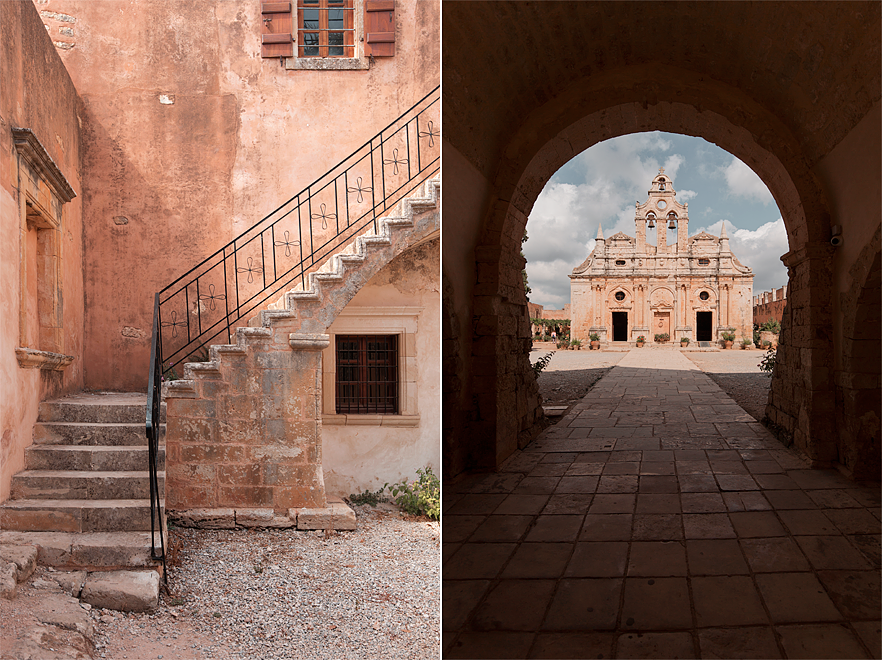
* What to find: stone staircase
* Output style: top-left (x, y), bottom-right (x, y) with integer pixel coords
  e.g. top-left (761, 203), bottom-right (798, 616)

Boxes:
top-left (0, 392), bottom-right (164, 572)
top-left (162, 177), bottom-right (440, 520)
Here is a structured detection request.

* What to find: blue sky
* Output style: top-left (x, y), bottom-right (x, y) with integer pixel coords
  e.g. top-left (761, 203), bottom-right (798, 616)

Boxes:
top-left (524, 132), bottom-right (789, 309)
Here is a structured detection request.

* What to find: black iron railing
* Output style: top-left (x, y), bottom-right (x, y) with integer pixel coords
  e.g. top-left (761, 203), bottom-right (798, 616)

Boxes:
top-left (145, 87), bottom-right (439, 565)
top-left (145, 294), bottom-right (167, 582)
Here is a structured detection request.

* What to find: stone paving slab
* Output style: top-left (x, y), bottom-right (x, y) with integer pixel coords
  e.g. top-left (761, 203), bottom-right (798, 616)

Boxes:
top-left (443, 349), bottom-right (881, 659)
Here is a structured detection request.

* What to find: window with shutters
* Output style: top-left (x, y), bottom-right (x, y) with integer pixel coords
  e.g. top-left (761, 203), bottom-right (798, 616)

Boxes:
top-left (335, 335), bottom-right (398, 414)
top-left (260, 0), bottom-right (396, 71)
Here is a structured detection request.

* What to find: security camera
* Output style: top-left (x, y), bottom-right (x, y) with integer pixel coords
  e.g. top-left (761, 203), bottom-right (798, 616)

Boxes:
top-left (831, 224), bottom-right (843, 247)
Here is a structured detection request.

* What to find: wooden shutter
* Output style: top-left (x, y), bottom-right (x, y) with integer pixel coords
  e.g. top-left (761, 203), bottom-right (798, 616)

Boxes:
top-left (365, 0), bottom-right (394, 57)
top-left (261, 2), bottom-right (293, 58)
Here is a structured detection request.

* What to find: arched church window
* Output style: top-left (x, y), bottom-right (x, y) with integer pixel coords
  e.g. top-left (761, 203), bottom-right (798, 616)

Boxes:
top-left (615, 291), bottom-right (625, 301)
top-left (699, 291), bottom-right (710, 300)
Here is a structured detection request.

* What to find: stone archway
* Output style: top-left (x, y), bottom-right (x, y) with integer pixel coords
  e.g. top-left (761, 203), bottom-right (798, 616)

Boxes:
top-left (442, 2), bottom-right (881, 480)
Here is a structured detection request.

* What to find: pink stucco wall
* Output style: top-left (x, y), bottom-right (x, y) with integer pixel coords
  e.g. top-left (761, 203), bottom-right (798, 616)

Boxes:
top-left (39, 0), bottom-right (440, 391)
top-left (0, 1), bottom-right (85, 501)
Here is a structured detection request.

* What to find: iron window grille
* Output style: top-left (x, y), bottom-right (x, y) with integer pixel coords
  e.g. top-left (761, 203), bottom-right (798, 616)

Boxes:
top-left (298, 0), bottom-right (354, 57)
top-left (336, 335), bottom-right (398, 414)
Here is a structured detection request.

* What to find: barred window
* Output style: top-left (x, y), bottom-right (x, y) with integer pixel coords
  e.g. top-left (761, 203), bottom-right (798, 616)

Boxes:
top-left (335, 335), bottom-right (398, 414)
top-left (298, 0), bottom-right (354, 58)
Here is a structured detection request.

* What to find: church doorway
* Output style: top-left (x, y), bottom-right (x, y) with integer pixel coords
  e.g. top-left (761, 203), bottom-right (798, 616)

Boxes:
top-left (612, 312), bottom-right (628, 341)
top-left (696, 311), bottom-right (713, 341)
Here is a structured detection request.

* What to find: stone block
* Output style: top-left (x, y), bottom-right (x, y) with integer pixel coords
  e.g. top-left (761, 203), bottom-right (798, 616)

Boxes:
top-left (218, 486), bottom-right (274, 507)
top-left (51, 570), bottom-right (87, 597)
top-left (217, 463), bottom-right (262, 485)
top-left (35, 593), bottom-right (93, 637)
top-left (235, 508), bottom-right (294, 528)
top-left (0, 544), bottom-right (38, 582)
top-left (180, 443), bottom-right (248, 464)
top-left (0, 561), bottom-right (17, 599)
top-left (296, 499), bottom-right (356, 531)
top-left (81, 570), bottom-right (160, 612)
top-left (169, 508), bottom-right (236, 529)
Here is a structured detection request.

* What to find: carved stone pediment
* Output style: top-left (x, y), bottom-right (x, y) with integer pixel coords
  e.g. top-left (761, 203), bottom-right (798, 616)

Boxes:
top-left (690, 231), bottom-right (718, 243)
top-left (608, 232), bottom-right (634, 243)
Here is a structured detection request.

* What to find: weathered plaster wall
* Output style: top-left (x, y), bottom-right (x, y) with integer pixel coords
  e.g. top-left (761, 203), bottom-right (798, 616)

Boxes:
top-left (39, 0), bottom-right (440, 391)
top-left (0, 1), bottom-right (85, 501)
top-left (322, 239), bottom-right (440, 496)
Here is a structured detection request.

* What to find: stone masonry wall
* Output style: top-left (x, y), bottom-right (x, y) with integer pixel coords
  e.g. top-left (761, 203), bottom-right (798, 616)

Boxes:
top-left (165, 328), bottom-right (326, 512)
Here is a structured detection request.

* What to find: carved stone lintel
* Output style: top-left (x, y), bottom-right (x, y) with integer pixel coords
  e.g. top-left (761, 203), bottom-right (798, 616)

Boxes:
top-left (15, 347), bottom-right (74, 371)
top-left (289, 333), bottom-right (331, 350)
top-left (12, 128), bottom-right (77, 203)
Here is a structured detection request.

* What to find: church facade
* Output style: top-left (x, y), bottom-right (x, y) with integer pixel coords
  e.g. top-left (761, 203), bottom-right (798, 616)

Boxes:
top-left (569, 169), bottom-right (754, 345)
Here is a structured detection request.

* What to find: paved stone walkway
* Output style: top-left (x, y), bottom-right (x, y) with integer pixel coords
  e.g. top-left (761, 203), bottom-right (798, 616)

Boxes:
top-left (443, 350), bottom-right (881, 659)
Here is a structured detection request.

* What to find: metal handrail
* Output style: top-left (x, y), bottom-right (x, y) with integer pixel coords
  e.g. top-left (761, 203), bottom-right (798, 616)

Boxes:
top-left (144, 87), bottom-right (439, 566)
top-left (145, 293), bottom-right (167, 583)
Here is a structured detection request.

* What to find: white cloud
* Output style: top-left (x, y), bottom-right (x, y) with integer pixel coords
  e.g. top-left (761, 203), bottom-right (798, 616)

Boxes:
top-left (677, 189), bottom-right (698, 202)
top-left (693, 218), bottom-right (789, 292)
top-left (723, 157), bottom-right (775, 205)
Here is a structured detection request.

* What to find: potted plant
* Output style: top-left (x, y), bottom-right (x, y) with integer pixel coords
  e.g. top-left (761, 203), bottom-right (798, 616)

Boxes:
top-left (721, 331), bottom-right (735, 349)
top-left (740, 338), bottom-right (752, 350)
top-left (570, 338), bottom-right (582, 350)
top-left (654, 333), bottom-right (670, 343)
top-left (680, 337), bottom-right (690, 348)
top-left (589, 333), bottom-right (600, 350)
top-left (636, 335), bottom-right (646, 347)
top-left (557, 339), bottom-right (570, 350)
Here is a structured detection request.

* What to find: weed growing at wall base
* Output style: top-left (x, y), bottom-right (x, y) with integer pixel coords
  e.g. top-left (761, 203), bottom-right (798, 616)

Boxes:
top-left (387, 467), bottom-right (440, 520)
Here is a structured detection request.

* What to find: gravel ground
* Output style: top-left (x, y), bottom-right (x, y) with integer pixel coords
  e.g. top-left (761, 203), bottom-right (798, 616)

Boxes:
top-left (534, 348), bottom-right (772, 423)
top-left (89, 505), bottom-right (439, 660)
top-left (531, 349), bottom-right (626, 408)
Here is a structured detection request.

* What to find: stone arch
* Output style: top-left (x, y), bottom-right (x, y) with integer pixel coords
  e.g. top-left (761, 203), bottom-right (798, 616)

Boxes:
top-left (464, 74), bottom-right (840, 471)
top-left (833, 227), bottom-right (881, 479)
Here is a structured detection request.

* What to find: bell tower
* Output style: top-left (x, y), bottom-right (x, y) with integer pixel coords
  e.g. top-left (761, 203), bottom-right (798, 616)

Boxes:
top-left (635, 168), bottom-right (689, 253)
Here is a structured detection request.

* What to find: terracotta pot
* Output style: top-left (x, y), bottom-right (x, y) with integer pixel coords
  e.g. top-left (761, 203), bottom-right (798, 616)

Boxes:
top-left (590, 341), bottom-right (600, 350)
top-left (636, 341), bottom-right (644, 347)
top-left (680, 341), bottom-right (688, 348)
top-left (724, 340), bottom-right (733, 349)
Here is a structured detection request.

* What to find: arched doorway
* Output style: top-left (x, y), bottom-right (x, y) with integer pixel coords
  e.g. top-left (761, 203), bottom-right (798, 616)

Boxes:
top-left (443, 2), bottom-right (881, 481)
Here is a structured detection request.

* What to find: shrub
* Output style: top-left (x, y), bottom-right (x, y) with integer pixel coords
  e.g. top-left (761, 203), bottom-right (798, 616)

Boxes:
top-left (557, 339), bottom-right (570, 349)
top-left (570, 338), bottom-right (582, 348)
top-left (636, 335), bottom-right (646, 343)
top-left (654, 333), bottom-right (670, 343)
top-left (721, 331), bottom-right (736, 342)
top-left (532, 351), bottom-right (554, 377)
top-left (589, 333), bottom-right (600, 342)
top-left (761, 319), bottom-right (781, 334)
top-left (759, 346), bottom-right (777, 376)
top-left (741, 338), bottom-right (752, 347)
top-left (680, 337), bottom-right (690, 344)
top-left (387, 467), bottom-right (440, 520)
top-left (348, 487), bottom-right (388, 507)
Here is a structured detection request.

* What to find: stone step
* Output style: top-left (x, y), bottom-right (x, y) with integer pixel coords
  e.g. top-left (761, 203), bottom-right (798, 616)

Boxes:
top-left (25, 445), bottom-right (165, 472)
top-left (38, 393), bottom-right (166, 424)
top-left (0, 499), bottom-right (160, 533)
top-left (0, 530), bottom-right (164, 570)
top-left (10, 470), bottom-right (164, 501)
top-left (33, 422), bottom-right (160, 446)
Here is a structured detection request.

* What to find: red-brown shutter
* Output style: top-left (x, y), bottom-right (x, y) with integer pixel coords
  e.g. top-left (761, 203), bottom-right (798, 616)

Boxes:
top-left (261, 2), bottom-right (293, 58)
top-left (365, 0), bottom-right (394, 57)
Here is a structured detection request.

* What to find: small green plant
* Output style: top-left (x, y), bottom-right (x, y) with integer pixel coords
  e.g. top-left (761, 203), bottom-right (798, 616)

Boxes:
top-left (213, 612), bottom-right (222, 618)
top-left (654, 333), bottom-right (670, 343)
top-left (741, 338), bottom-right (752, 347)
top-left (753, 328), bottom-right (762, 346)
top-left (532, 351), bottom-right (554, 377)
top-left (570, 338), bottom-right (582, 348)
top-left (386, 467), bottom-right (440, 520)
top-left (762, 340), bottom-right (772, 348)
top-left (167, 596), bottom-right (185, 607)
top-left (636, 335), bottom-right (646, 343)
top-left (759, 346), bottom-right (777, 376)
top-left (348, 487), bottom-right (388, 507)
top-left (721, 331), bottom-right (736, 342)
top-left (557, 339), bottom-right (570, 349)
top-left (761, 319), bottom-right (781, 334)
top-left (589, 333), bottom-right (600, 342)
top-left (680, 337), bottom-right (690, 345)
top-left (253, 564), bottom-right (263, 574)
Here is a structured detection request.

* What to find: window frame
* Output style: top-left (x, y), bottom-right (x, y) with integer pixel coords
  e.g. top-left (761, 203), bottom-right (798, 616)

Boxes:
top-left (322, 306), bottom-right (421, 427)
top-left (297, 0), bottom-right (355, 59)
top-left (335, 334), bottom-right (398, 414)
top-left (286, 0), bottom-right (369, 70)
